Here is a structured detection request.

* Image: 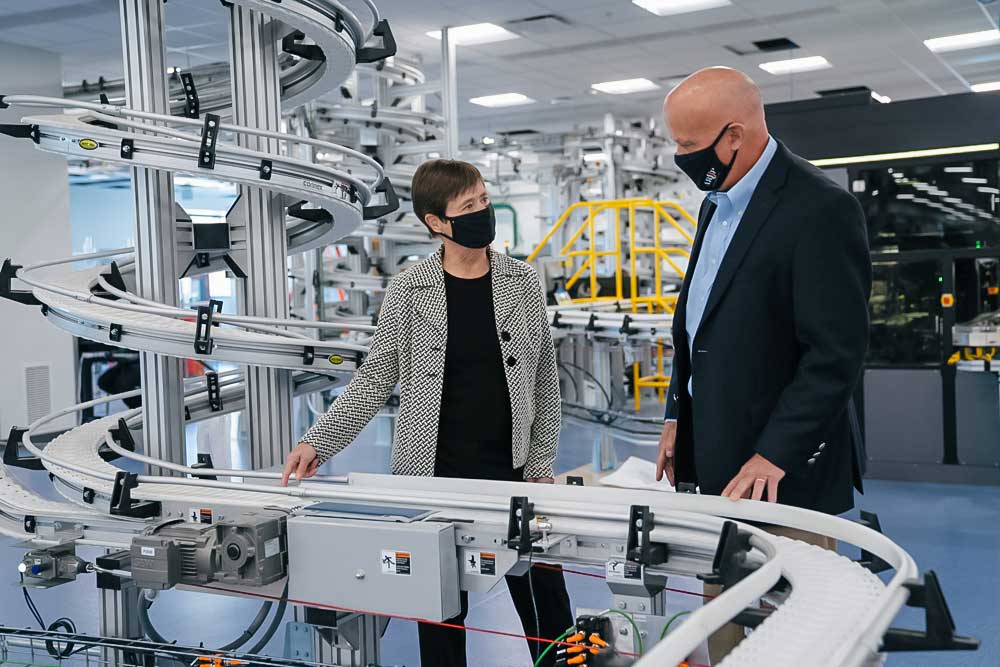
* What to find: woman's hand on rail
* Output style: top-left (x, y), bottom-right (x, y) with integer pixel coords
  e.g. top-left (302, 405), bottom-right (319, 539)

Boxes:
top-left (281, 443), bottom-right (320, 486)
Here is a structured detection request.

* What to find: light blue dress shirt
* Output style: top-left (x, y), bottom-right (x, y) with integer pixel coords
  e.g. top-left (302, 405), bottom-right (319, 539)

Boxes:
top-left (684, 136), bottom-right (778, 397)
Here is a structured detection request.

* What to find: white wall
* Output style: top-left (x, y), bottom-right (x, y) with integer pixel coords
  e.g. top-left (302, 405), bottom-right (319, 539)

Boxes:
top-left (0, 40), bottom-right (76, 435)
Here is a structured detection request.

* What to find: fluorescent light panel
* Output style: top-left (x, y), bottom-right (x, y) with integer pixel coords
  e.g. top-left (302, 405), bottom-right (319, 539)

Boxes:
top-left (962, 177), bottom-right (989, 184)
top-left (469, 92), bottom-right (535, 108)
top-left (759, 56), bottom-right (831, 76)
top-left (811, 143), bottom-right (1000, 167)
top-left (971, 81), bottom-right (1000, 93)
top-left (944, 166), bottom-right (973, 173)
top-left (924, 29), bottom-right (1000, 53)
top-left (632, 0), bottom-right (731, 16)
top-left (591, 78), bottom-right (660, 95)
top-left (426, 23), bottom-right (518, 46)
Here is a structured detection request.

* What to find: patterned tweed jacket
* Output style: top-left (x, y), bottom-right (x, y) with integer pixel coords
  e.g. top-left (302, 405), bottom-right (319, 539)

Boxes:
top-left (300, 246), bottom-right (562, 479)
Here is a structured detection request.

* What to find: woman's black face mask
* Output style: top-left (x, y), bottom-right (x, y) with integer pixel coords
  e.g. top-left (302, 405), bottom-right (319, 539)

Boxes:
top-left (442, 204), bottom-right (496, 249)
top-left (674, 123), bottom-right (738, 191)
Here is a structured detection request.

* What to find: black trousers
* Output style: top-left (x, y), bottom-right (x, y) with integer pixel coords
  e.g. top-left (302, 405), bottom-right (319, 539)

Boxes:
top-left (417, 565), bottom-right (573, 667)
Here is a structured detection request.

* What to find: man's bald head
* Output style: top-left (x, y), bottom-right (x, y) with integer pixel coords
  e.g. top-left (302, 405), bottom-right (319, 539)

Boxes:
top-left (663, 67), bottom-right (769, 191)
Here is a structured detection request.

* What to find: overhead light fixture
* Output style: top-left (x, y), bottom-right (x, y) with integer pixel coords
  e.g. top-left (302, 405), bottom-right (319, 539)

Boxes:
top-left (978, 186), bottom-right (1000, 194)
top-left (896, 194), bottom-right (915, 200)
top-left (810, 143), bottom-right (1000, 167)
top-left (631, 0), bottom-right (731, 16)
top-left (469, 92), bottom-right (536, 108)
top-left (944, 166), bottom-right (974, 173)
top-left (427, 23), bottom-right (519, 46)
top-left (943, 197), bottom-right (962, 204)
top-left (758, 55), bottom-right (831, 76)
top-left (870, 90), bottom-right (891, 104)
top-left (971, 81), bottom-right (1000, 93)
top-left (591, 78), bottom-right (660, 95)
top-left (962, 177), bottom-right (989, 184)
top-left (924, 29), bottom-right (1000, 53)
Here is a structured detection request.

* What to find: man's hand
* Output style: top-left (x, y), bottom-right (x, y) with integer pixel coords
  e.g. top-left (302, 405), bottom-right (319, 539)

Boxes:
top-left (280, 443), bottom-right (319, 486)
top-left (527, 477), bottom-right (554, 484)
top-left (721, 453), bottom-right (785, 502)
top-left (655, 420), bottom-right (677, 485)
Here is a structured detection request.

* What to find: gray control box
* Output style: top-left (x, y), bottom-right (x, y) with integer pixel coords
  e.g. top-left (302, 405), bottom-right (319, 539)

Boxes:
top-left (287, 514), bottom-right (460, 622)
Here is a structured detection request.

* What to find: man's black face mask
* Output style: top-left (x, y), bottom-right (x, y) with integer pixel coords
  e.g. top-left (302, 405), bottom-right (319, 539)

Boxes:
top-left (443, 204), bottom-right (496, 249)
top-left (674, 123), bottom-right (738, 191)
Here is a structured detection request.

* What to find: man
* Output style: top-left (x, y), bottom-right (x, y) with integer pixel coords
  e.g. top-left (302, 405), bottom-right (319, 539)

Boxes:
top-left (280, 159), bottom-right (573, 666)
top-left (655, 67), bottom-right (871, 659)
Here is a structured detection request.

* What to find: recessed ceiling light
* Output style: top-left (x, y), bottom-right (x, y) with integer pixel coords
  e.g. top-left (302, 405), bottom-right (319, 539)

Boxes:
top-left (591, 78), bottom-right (660, 95)
top-left (924, 29), bottom-right (1000, 53)
top-left (943, 197), bottom-right (962, 204)
top-left (870, 90), bottom-right (891, 104)
top-left (632, 0), bottom-right (731, 16)
top-left (962, 177), bottom-right (989, 184)
top-left (943, 166), bottom-right (973, 173)
top-left (469, 93), bottom-right (536, 108)
top-left (896, 194), bottom-right (915, 200)
top-left (977, 186), bottom-right (1000, 194)
top-left (426, 23), bottom-right (519, 46)
top-left (971, 81), bottom-right (1000, 93)
top-left (758, 56), bottom-right (831, 76)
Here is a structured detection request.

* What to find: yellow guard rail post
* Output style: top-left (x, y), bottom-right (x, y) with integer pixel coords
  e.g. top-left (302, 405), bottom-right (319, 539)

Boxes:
top-left (528, 198), bottom-right (696, 411)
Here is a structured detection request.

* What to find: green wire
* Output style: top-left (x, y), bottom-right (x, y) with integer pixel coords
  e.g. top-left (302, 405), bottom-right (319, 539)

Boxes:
top-left (660, 610), bottom-right (692, 640)
top-left (601, 608), bottom-right (644, 655)
top-left (533, 625), bottom-right (576, 667)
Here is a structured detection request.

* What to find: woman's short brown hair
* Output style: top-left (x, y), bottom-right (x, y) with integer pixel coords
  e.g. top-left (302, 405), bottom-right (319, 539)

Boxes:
top-left (411, 159), bottom-right (483, 232)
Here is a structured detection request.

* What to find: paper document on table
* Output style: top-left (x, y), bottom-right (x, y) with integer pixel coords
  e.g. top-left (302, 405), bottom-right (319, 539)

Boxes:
top-left (598, 456), bottom-right (675, 492)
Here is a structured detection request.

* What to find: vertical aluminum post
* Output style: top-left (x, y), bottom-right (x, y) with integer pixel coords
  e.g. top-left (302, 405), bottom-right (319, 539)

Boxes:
top-left (228, 7), bottom-right (294, 468)
top-left (99, 580), bottom-right (141, 667)
top-left (119, 0), bottom-right (185, 473)
top-left (440, 27), bottom-right (459, 159)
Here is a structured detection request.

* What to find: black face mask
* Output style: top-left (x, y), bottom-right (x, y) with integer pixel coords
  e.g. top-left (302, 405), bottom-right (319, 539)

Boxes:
top-left (674, 123), bottom-right (738, 191)
top-left (442, 204), bottom-right (496, 249)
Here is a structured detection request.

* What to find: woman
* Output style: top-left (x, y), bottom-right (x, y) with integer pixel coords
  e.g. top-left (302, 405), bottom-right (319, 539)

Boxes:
top-left (281, 159), bottom-right (572, 666)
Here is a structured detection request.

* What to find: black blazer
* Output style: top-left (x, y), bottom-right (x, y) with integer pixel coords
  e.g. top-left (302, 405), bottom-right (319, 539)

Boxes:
top-left (664, 141), bottom-right (871, 515)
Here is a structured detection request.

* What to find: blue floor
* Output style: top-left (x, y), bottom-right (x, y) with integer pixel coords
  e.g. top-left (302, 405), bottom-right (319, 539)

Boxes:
top-left (2, 416), bottom-right (998, 666)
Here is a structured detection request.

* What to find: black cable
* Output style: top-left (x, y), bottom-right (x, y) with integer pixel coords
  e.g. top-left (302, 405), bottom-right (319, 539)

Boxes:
top-left (20, 574), bottom-right (78, 658)
top-left (555, 364), bottom-right (579, 401)
top-left (244, 582), bottom-right (289, 655)
top-left (526, 551), bottom-right (542, 664)
top-left (557, 360), bottom-right (613, 408)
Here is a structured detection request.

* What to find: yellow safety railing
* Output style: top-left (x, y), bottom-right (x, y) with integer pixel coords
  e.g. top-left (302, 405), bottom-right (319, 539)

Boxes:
top-left (527, 198), bottom-right (697, 411)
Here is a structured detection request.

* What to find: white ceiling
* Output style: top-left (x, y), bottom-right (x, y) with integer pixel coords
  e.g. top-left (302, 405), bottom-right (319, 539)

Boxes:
top-left (0, 0), bottom-right (997, 139)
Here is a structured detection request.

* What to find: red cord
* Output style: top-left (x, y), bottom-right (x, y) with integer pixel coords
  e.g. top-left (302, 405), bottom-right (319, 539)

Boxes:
top-left (533, 563), bottom-right (717, 599)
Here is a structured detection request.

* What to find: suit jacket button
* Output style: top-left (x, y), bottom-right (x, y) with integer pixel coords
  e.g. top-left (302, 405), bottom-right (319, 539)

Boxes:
top-left (506, 356), bottom-right (517, 366)
top-left (501, 331), bottom-right (511, 342)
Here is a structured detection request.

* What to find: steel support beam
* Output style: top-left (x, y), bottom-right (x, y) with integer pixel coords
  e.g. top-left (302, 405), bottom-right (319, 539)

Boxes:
top-left (439, 27), bottom-right (459, 159)
top-left (228, 7), bottom-right (294, 468)
top-left (119, 0), bottom-right (186, 474)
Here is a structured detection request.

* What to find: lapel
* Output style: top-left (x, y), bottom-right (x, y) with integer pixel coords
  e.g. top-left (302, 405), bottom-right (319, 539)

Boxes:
top-left (408, 246), bottom-right (447, 341)
top-left (489, 249), bottom-right (524, 333)
top-left (675, 198), bottom-right (717, 326)
top-left (697, 142), bottom-right (792, 330)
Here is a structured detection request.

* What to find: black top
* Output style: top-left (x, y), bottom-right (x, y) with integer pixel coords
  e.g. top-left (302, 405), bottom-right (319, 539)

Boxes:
top-left (664, 142), bottom-right (871, 515)
top-left (434, 268), bottom-right (518, 481)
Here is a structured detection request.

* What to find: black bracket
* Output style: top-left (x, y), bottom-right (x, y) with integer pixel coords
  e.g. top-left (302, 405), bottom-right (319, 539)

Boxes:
top-left (198, 113), bottom-right (220, 169)
top-left (362, 179), bottom-right (400, 220)
top-left (24, 515), bottom-right (36, 534)
top-left (881, 571), bottom-right (980, 653)
top-left (108, 418), bottom-right (137, 454)
top-left (288, 200), bottom-right (333, 225)
top-left (180, 72), bottom-right (200, 118)
top-left (193, 299), bottom-right (222, 354)
top-left (506, 496), bottom-right (539, 555)
top-left (0, 95), bottom-right (7, 109)
top-left (281, 30), bottom-right (324, 62)
top-left (3, 426), bottom-right (44, 470)
top-left (259, 158), bottom-right (272, 180)
top-left (566, 476), bottom-right (584, 486)
top-left (120, 138), bottom-right (134, 160)
top-left (0, 123), bottom-right (40, 144)
top-left (551, 312), bottom-right (569, 329)
top-left (303, 346), bottom-right (315, 365)
top-left (619, 314), bottom-right (638, 336)
top-left (95, 550), bottom-right (130, 591)
top-left (585, 313), bottom-right (598, 332)
top-left (206, 371), bottom-right (222, 411)
top-left (82, 487), bottom-right (96, 504)
top-left (626, 505), bottom-right (667, 565)
top-left (676, 482), bottom-right (697, 494)
top-left (109, 471), bottom-right (161, 519)
top-left (698, 520), bottom-right (754, 588)
top-left (0, 259), bottom-right (41, 306)
top-left (856, 510), bottom-right (892, 574)
top-left (356, 19), bottom-right (397, 63)
top-left (109, 323), bottom-right (123, 342)
top-left (190, 453), bottom-right (218, 481)
top-left (99, 261), bottom-right (127, 299)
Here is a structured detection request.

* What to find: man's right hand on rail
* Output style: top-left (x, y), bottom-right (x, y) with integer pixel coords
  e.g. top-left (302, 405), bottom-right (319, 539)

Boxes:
top-left (280, 443), bottom-right (319, 486)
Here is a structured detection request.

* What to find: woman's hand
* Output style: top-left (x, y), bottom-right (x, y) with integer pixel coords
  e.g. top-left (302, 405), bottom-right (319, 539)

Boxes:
top-left (281, 443), bottom-right (319, 486)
